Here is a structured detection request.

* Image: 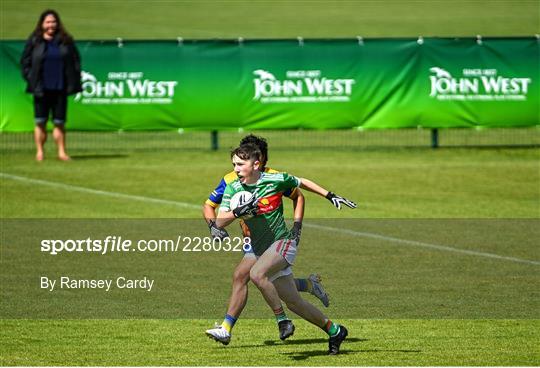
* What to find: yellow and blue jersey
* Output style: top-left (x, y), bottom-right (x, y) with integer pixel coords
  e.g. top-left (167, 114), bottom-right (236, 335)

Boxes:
top-left (205, 167), bottom-right (297, 208)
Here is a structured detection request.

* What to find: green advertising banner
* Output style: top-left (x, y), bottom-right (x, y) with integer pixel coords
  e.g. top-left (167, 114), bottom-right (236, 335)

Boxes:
top-left (1, 38), bottom-right (538, 132)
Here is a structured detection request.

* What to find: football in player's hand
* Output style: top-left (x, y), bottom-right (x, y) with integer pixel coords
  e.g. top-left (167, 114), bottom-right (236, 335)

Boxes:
top-left (231, 191), bottom-right (258, 219)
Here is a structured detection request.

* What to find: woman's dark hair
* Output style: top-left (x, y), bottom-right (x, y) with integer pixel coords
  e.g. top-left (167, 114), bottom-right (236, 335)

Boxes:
top-left (33, 9), bottom-right (73, 44)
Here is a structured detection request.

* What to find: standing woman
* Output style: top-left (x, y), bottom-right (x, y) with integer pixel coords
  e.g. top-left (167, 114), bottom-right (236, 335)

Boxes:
top-left (20, 9), bottom-right (82, 161)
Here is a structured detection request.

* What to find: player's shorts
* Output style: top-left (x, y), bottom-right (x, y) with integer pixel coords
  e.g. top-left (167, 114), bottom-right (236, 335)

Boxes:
top-left (243, 238), bottom-right (297, 282)
top-left (269, 238), bottom-right (298, 266)
top-left (34, 91), bottom-right (67, 125)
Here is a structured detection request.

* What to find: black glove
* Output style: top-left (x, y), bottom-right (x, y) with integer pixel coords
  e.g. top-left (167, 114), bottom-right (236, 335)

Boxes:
top-left (290, 221), bottom-right (302, 245)
top-left (326, 192), bottom-right (357, 210)
top-left (232, 194), bottom-right (259, 218)
top-left (208, 220), bottom-right (229, 240)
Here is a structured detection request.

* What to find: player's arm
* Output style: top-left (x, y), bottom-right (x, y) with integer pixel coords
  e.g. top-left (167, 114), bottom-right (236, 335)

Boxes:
top-left (216, 209), bottom-right (236, 228)
top-left (287, 188), bottom-right (305, 223)
top-left (216, 193), bottom-right (259, 228)
top-left (299, 178), bottom-right (357, 210)
top-left (203, 179), bottom-right (229, 239)
top-left (216, 183), bottom-right (259, 229)
top-left (203, 203), bottom-right (230, 239)
top-left (215, 182), bottom-right (258, 228)
top-left (298, 178), bottom-right (328, 197)
top-left (203, 203), bottom-right (217, 226)
top-left (288, 189), bottom-right (305, 243)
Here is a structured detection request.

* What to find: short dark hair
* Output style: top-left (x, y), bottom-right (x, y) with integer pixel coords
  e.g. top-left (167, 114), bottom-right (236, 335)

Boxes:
top-left (239, 134), bottom-right (268, 168)
top-left (231, 143), bottom-right (262, 163)
top-left (33, 9), bottom-right (73, 44)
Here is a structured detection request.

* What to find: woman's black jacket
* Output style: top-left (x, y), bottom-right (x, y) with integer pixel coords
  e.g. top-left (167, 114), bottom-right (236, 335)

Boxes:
top-left (20, 34), bottom-right (82, 97)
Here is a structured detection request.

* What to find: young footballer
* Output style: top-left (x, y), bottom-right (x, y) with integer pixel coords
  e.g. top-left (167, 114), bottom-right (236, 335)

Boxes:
top-left (204, 135), bottom-right (329, 345)
top-left (215, 143), bottom-right (356, 355)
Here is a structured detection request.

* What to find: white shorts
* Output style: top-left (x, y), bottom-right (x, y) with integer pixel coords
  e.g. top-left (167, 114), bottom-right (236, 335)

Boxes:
top-left (243, 238), bottom-right (298, 282)
top-left (270, 238), bottom-right (298, 266)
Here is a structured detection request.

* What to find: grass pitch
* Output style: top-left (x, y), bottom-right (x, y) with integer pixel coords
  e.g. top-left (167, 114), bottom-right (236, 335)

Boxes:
top-left (1, 146), bottom-right (539, 365)
top-left (1, 0), bottom-right (539, 365)
top-left (2, 319), bottom-right (538, 366)
top-left (1, 0), bottom-right (539, 40)
top-left (1, 146), bottom-right (538, 218)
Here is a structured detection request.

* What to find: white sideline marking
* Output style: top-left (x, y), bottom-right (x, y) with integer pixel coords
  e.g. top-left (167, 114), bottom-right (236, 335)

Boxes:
top-left (0, 172), bottom-right (200, 210)
top-left (304, 223), bottom-right (540, 266)
top-left (3, 172), bottom-right (538, 266)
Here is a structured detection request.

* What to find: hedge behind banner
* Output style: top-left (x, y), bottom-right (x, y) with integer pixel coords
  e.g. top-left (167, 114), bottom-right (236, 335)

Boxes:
top-left (1, 38), bottom-right (538, 132)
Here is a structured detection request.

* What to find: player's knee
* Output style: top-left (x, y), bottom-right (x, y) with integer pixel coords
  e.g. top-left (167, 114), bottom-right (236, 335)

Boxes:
top-left (233, 267), bottom-right (250, 285)
top-left (249, 268), bottom-right (266, 287)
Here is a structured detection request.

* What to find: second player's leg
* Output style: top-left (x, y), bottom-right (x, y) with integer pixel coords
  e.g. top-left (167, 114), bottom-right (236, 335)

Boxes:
top-left (226, 256), bottom-right (256, 317)
top-left (205, 255), bottom-right (257, 345)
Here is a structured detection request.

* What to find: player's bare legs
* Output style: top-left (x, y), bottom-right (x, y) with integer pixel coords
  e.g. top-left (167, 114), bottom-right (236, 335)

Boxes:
top-left (226, 256), bottom-right (256, 317)
top-left (273, 274), bottom-right (327, 327)
top-left (274, 273), bottom-right (348, 355)
top-left (206, 251), bottom-right (329, 344)
top-left (251, 245), bottom-right (347, 354)
top-left (249, 249), bottom-right (290, 311)
top-left (206, 256), bottom-right (255, 345)
top-left (251, 247), bottom-right (327, 328)
top-left (249, 248), bottom-right (296, 340)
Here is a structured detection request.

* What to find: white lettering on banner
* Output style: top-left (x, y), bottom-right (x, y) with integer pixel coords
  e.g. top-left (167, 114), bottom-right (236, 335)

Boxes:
top-left (252, 69), bottom-right (356, 103)
top-left (74, 71), bottom-right (178, 105)
top-left (126, 80), bottom-right (177, 98)
top-left (429, 67), bottom-right (531, 101)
